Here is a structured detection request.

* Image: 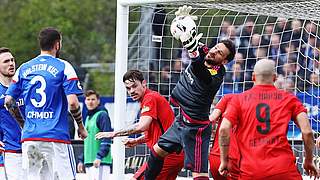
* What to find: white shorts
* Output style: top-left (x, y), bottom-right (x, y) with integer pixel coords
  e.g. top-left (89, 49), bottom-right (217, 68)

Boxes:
top-left (85, 165), bottom-right (111, 180)
top-left (0, 166), bottom-right (5, 180)
top-left (22, 141), bottom-right (76, 180)
top-left (4, 152), bottom-right (23, 180)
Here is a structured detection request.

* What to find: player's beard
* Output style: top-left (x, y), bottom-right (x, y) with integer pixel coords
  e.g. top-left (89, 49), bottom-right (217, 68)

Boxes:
top-left (205, 59), bottom-right (218, 66)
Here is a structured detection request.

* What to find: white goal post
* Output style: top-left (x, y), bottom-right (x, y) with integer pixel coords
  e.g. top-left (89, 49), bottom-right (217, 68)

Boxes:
top-left (114, 0), bottom-right (320, 178)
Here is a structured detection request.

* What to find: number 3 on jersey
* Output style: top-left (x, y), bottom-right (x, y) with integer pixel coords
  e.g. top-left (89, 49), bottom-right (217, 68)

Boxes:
top-left (256, 103), bottom-right (271, 134)
top-left (30, 75), bottom-right (47, 108)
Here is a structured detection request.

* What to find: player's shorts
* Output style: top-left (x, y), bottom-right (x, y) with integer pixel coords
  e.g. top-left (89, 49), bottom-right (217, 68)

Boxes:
top-left (239, 169), bottom-right (302, 180)
top-left (22, 141), bottom-right (76, 180)
top-left (4, 151), bottom-right (23, 180)
top-left (133, 152), bottom-right (184, 180)
top-left (158, 114), bottom-right (211, 173)
top-left (209, 154), bottom-right (239, 180)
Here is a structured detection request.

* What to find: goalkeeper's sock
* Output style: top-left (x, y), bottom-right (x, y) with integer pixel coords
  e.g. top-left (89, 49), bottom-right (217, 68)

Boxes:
top-left (193, 176), bottom-right (209, 180)
top-left (144, 148), bottom-right (164, 180)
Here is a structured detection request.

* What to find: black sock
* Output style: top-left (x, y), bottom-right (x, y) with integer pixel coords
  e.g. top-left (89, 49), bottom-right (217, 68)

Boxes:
top-left (144, 148), bottom-right (164, 180)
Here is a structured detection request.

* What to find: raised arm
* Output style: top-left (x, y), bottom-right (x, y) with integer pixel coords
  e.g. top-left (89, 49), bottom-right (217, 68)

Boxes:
top-left (4, 95), bottom-right (24, 128)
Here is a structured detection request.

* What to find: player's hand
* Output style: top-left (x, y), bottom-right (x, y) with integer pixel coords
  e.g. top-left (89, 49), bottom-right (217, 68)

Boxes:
top-left (77, 162), bottom-right (85, 173)
top-left (303, 158), bottom-right (320, 179)
top-left (93, 159), bottom-right (101, 168)
top-left (122, 138), bottom-right (138, 148)
top-left (0, 141), bottom-right (4, 152)
top-left (175, 5), bottom-right (203, 55)
top-left (218, 160), bottom-right (229, 177)
top-left (78, 126), bottom-right (88, 140)
top-left (175, 5), bottom-right (197, 20)
top-left (316, 137), bottom-right (320, 148)
top-left (95, 132), bottom-right (116, 139)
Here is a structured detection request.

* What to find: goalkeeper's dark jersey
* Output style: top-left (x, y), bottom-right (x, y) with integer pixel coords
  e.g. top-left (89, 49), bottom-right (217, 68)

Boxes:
top-left (171, 46), bottom-right (225, 122)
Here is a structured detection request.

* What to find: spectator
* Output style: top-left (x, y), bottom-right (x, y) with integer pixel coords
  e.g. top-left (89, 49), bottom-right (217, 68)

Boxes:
top-left (77, 90), bottom-right (112, 180)
top-left (224, 63), bottom-right (245, 93)
top-left (261, 23), bottom-right (274, 46)
top-left (237, 18), bottom-right (255, 57)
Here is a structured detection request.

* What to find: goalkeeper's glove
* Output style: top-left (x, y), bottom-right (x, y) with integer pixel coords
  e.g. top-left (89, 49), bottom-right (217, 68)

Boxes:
top-left (175, 5), bottom-right (203, 57)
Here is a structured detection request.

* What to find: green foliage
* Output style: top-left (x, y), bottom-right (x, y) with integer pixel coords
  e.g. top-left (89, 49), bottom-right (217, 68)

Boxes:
top-left (0, 0), bottom-right (116, 66)
top-left (87, 69), bottom-right (114, 96)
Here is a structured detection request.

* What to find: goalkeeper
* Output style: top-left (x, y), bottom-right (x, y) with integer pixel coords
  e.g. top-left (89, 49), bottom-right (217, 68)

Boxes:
top-left (143, 6), bottom-right (235, 180)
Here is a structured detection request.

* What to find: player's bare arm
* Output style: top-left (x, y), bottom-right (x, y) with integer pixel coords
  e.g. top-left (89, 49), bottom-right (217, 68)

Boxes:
top-left (67, 94), bottom-right (88, 139)
top-left (122, 135), bottom-right (146, 148)
top-left (296, 112), bottom-right (320, 178)
top-left (218, 118), bottom-right (232, 177)
top-left (4, 95), bottom-right (24, 128)
top-left (96, 116), bottom-right (152, 139)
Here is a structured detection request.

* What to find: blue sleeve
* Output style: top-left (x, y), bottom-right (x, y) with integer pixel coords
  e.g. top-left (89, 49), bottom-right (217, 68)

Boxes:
top-left (96, 110), bottom-right (112, 160)
top-left (6, 66), bottom-right (23, 99)
top-left (0, 98), bottom-right (3, 108)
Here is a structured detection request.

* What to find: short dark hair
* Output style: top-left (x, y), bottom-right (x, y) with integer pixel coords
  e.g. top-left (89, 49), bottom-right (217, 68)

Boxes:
top-left (220, 39), bottom-right (236, 62)
top-left (85, 89), bottom-right (100, 99)
top-left (123, 70), bottom-right (144, 83)
top-left (0, 47), bottom-right (11, 55)
top-left (38, 27), bottom-right (61, 51)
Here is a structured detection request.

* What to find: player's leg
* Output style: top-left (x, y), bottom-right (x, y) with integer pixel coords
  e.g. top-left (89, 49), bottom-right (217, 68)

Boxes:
top-left (4, 152), bottom-right (23, 180)
top-left (22, 141), bottom-right (45, 180)
top-left (52, 142), bottom-right (77, 180)
top-left (144, 119), bottom-right (183, 180)
top-left (182, 122), bottom-right (211, 179)
top-left (157, 152), bottom-right (184, 180)
top-left (133, 162), bottom-right (147, 180)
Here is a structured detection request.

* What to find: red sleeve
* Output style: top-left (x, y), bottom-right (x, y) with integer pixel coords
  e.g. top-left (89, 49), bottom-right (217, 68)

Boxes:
top-left (291, 95), bottom-right (307, 122)
top-left (140, 94), bottom-right (157, 120)
top-left (215, 94), bottom-right (234, 112)
top-left (223, 95), bottom-right (240, 126)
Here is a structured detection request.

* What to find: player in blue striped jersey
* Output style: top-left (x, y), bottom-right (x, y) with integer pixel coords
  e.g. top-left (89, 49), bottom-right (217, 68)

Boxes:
top-left (5, 27), bottom-right (87, 180)
top-left (0, 47), bottom-right (23, 179)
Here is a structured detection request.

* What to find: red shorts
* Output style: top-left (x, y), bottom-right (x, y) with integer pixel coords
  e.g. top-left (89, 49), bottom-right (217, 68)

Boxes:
top-left (133, 153), bottom-right (184, 180)
top-left (209, 154), bottom-right (240, 180)
top-left (239, 169), bottom-right (302, 180)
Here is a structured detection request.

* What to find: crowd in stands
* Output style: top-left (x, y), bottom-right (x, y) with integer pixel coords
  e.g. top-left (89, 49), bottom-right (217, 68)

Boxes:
top-left (149, 17), bottom-right (319, 99)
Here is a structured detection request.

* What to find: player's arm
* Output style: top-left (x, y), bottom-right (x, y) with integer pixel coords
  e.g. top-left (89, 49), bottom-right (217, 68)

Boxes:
top-left (210, 108), bottom-right (222, 124)
top-left (67, 94), bottom-right (87, 140)
top-left (95, 116), bottom-right (152, 139)
top-left (218, 117), bottom-right (232, 176)
top-left (96, 111), bottom-right (112, 161)
top-left (123, 135), bottom-right (146, 148)
top-left (4, 95), bottom-right (24, 128)
top-left (296, 112), bottom-right (319, 177)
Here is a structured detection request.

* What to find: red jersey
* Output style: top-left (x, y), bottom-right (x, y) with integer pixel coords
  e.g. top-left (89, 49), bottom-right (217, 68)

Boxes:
top-left (210, 94), bottom-right (240, 161)
top-left (140, 89), bottom-right (175, 149)
top-left (224, 85), bottom-right (306, 178)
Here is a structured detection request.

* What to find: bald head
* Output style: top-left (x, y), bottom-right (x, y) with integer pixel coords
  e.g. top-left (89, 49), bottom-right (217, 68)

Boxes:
top-left (253, 59), bottom-right (276, 85)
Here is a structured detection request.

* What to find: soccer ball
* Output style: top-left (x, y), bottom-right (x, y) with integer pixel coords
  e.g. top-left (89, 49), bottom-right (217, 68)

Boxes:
top-left (170, 16), bottom-right (197, 40)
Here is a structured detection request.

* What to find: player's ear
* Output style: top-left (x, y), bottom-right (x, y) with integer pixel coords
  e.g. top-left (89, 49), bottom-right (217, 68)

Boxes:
top-left (272, 73), bottom-right (277, 82)
top-left (142, 80), bottom-right (147, 87)
top-left (252, 73), bottom-right (256, 82)
top-left (222, 59), bottom-right (228, 65)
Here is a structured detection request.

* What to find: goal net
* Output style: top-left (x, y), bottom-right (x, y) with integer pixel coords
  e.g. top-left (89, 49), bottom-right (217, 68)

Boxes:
top-left (116, 0), bottom-right (320, 178)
